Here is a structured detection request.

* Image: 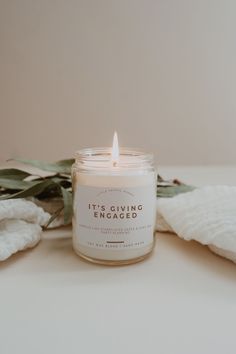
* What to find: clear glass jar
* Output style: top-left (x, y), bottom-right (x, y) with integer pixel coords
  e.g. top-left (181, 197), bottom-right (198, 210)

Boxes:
top-left (72, 147), bottom-right (156, 265)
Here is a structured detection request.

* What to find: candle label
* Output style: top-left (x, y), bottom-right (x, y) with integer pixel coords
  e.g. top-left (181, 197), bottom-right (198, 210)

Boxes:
top-left (73, 185), bottom-right (156, 250)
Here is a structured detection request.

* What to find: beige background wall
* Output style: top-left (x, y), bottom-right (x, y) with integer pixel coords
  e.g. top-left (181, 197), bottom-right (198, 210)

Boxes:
top-left (0, 0), bottom-right (235, 165)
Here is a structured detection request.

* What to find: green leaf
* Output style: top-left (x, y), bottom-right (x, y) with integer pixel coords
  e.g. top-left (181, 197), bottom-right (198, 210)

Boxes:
top-left (14, 158), bottom-right (74, 174)
top-left (0, 168), bottom-right (30, 180)
top-left (0, 178), bottom-right (38, 190)
top-left (157, 185), bottom-right (195, 198)
top-left (157, 174), bottom-right (164, 183)
top-left (61, 186), bottom-right (72, 225)
top-left (54, 159), bottom-right (75, 173)
top-left (43, 205), bottom-right (64, 229)
top-left (0, 180), bottom-right (57, 200)
top-left (50, 176), bottom-right (71, 184)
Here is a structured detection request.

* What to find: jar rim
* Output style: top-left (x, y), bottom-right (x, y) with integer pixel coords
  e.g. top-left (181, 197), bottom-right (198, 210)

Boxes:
top-left (75, 147), bottom-right (153, 160)
top-left (74, 147), bottom-right (154, 171)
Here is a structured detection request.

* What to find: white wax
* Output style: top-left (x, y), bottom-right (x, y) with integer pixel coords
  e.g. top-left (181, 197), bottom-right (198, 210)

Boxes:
top-left (72, 170), bottom-right (156, 262)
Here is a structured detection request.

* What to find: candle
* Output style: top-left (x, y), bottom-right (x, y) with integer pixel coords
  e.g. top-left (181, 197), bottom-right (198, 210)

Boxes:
top-left (72, 133), bottom-right (156, 265)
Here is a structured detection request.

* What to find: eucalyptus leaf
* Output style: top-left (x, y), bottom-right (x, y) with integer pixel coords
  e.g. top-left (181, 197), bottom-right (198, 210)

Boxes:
top-left (14, 158), bottom-right (74, 174)
top-left (51, 177), bottom-right (68, 184)
top-left (0, 178), bottom-right (38, 190)
top-left (55, 159), bottom-right (75, 173)
top-left (0, 168), bottom-right (30, 180)
top-left (157, 174), bottom-right (164, 183)
top-left (157, 185), bottom-right (195, 198)
top-left (0, 179), bottom-right (57, 200)
top-left (60, 186), bottom-right (72, 225)
top-left (1, 158), bottom-right (196, 228)
top-left (43, 205), bottom-right (64, 229)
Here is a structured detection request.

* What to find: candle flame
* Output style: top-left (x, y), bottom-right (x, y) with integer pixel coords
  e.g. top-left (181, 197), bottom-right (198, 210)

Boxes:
top-left (111, 131), bottom-right (119, 166)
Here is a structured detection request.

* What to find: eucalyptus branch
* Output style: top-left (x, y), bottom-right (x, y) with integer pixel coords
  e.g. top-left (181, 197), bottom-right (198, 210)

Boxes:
top-left (0, 159), bottom-right (195, 227)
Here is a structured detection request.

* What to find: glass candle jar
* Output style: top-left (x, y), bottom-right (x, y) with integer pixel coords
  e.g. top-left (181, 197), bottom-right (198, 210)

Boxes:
top-left (72, 148), bottom-right (156, 265)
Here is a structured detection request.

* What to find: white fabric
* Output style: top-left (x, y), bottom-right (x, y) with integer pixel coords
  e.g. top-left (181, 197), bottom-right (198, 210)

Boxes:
top-left (156, 185), bottom-right (236, 263)
top-left (0, 199), bottom-right (50, 261)
top-left (1, 186), bottom-right (236, 263)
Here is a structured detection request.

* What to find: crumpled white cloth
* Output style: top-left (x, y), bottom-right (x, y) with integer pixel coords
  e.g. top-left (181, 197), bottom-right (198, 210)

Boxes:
top-left (156, 185), bottom-right (236, 263)
top-left (0, 199), bottom-right (50, 261)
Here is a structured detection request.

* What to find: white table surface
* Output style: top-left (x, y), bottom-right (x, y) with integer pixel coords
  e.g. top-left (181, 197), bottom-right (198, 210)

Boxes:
top-left (1, 166), bottom-right (236, 354)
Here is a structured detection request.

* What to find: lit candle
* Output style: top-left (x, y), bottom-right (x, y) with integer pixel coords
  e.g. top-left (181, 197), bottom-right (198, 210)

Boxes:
top-left (72, 133), bottom-right (156, 265)
top-left (111, 131), bottom-right (119, 166)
